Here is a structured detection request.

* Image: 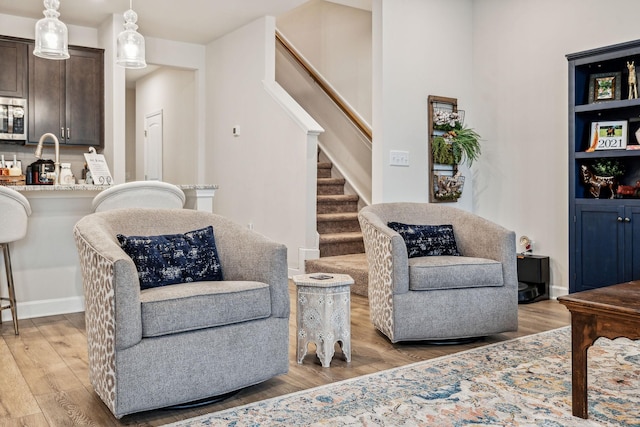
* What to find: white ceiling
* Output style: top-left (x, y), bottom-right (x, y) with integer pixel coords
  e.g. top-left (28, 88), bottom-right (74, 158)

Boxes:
top-left (0, 0), bottom-right (311, 45)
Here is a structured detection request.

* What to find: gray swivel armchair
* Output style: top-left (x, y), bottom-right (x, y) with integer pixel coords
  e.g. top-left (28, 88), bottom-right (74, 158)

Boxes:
top-left (358, 202), bottom-right (518, 343)
top-left (74, 208), bottom-right (289, 418)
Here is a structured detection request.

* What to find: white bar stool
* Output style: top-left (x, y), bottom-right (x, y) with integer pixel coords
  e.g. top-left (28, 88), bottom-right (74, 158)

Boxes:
top-left (92, 181), bottom-right (185, 212)
top-left (0, 186), bottom-right (31, 335)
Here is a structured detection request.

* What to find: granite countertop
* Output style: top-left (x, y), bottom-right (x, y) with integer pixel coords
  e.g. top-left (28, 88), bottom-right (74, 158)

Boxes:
top-left (10, 184), bottom-right (219, 192)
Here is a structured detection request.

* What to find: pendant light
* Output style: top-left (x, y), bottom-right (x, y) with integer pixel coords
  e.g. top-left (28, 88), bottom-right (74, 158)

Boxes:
top-left (116, 0), bottom-right (147, 69)
top-left (33, 0), bottom-right (70, 60)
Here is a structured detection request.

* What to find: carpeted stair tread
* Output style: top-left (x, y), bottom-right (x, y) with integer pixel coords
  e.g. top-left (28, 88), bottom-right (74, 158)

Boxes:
top-left (319, 231), bottom-right (363, 243)
top-left (317, 212), bottom-right (359, 222)
top-left (318, 177), bottom-right (346, 185)
top-left (305, 253), bottom-right (369, 296)
top-left (317, 162), bottom-right (333, 178)
top-left (317, 213), bottom-right (360, 234)
top-left (317, 194), bottom-right (359, 202)
top-left (317, 178), bottom-right (347, 195)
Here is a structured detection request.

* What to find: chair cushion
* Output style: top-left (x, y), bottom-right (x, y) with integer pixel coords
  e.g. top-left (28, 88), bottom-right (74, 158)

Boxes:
top-left (139, 280), bottom-right (271, 337)
top-left (408, 256), bottom-right (503, 291)
top-left (387, 222), bottom-right (461, 257)
top-left (117, 226), bottom-right (223, 290)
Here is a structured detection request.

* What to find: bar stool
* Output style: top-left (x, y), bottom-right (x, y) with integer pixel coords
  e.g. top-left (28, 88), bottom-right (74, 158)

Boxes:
top-left (0, 186), bottom-right (31, 335)
top-left (92, 181), bottom-right (185, 212)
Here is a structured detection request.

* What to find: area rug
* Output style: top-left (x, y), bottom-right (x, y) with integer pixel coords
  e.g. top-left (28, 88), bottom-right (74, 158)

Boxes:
top-left (166, 327), bottom-right (640, 426)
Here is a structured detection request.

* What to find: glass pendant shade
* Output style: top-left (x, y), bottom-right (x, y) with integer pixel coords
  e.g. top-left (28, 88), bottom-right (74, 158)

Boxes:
top-left (33, 0), bottom-right (70, 60)
top-left (116, 7), bottom-right (147, 69)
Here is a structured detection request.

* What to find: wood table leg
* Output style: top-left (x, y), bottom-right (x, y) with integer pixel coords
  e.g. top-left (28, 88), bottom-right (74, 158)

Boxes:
top-left (570, 312), bottom-right (597, 419)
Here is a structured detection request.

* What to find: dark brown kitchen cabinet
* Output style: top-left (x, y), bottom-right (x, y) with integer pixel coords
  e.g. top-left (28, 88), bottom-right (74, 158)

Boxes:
top-left (0, 40), bottom-right (27, 98)
top-left (28, 45), bottom-right (104, 147)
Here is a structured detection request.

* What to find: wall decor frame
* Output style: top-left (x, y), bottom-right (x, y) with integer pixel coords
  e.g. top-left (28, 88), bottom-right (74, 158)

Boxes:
top-left (588, 71), bottom-right (622, 103)
top-left (428, 95), bottom-right (463, 203)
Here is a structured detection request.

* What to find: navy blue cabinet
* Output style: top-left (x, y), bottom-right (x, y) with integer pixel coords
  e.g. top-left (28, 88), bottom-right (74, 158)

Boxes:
top-left (574, 203), bottom-right (640, 291)
top-left (568, 40), bottom-right (640, 293)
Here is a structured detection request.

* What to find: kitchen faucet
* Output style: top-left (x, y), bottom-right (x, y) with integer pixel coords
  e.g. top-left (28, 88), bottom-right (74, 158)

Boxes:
top-left (34, 133), bottom-right (60, 185)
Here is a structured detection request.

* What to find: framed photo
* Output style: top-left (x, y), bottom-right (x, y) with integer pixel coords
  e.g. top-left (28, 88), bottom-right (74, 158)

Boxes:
top-left (588, 72), bottom-right (622, 103)
top-left (588, 120), bottom-right (628, 151)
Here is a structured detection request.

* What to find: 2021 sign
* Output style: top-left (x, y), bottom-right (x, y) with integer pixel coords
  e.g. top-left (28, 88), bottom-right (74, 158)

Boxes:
top-left (588, 120), bottom-right (627, 151)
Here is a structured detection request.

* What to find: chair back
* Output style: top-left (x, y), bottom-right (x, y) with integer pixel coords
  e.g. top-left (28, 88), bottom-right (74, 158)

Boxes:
top-left (92, 181), bottom-right (185, 212)
top-left (0, 186), bottom-right (32, 243)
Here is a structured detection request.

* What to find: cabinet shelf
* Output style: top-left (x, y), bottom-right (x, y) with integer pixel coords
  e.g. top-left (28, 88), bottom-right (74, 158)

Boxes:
top-left (575, 150), bottom-right (640, 159)
top-left (574, 98), bottom-right (640, 112)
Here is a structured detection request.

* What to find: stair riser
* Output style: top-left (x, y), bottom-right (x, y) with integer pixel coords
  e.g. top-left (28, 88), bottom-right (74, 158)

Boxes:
top-left (317, 168), bottom-right (332, 179)
top-left (317, 220), bottom-right (361, 234)
top-left (317, 201), bottom-right (358, 214)
top-left (317, 184), bottom-right (345, 195)
top-left (320, 241), bottom-right (365, 257)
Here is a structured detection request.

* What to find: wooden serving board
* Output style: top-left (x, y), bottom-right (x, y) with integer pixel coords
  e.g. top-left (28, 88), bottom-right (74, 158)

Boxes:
top-left (0, 175), bottom-right (26, 186)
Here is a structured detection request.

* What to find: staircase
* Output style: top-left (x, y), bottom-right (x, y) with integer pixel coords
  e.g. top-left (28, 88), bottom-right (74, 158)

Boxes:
top-left (305, 160), bottom-right (369, 297)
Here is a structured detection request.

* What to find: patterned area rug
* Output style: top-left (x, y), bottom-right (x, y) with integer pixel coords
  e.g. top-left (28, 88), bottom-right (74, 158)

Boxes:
top-left (166, 327), bottom-right (640, 426)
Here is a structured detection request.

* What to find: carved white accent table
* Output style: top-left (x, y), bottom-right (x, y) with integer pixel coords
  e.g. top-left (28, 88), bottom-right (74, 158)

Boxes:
top-left (293, 273), bottom-right (353, 368)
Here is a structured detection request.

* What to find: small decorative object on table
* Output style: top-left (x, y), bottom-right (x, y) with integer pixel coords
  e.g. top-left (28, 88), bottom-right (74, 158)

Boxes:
top-left (519, 235), bottom-right (533, 255)
top-left (293, 273), bottom-right (353, 368)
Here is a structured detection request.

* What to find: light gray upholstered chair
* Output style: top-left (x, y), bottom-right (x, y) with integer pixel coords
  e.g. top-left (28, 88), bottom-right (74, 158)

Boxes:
top-left (92, 180), bottom-right (185, 212)
top-left (358, 202), bottom-right (518, 343)
top-left (74, 208), bottom-right (290, 418)
top-left (0, 186), bottom-right (31, 335)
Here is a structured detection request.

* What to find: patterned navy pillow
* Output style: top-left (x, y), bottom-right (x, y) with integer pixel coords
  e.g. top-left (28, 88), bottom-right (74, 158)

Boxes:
top-left (117, 226), bottom-right (223, 290)
top-left (387, 222), bottom-right (461, 258)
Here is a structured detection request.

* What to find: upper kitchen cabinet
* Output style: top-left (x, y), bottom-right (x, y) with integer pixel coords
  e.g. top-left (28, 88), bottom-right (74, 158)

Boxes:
top-left (0, 40), bottom-right (28, 98)
top-left (28, 45), bottom-right (104, 147)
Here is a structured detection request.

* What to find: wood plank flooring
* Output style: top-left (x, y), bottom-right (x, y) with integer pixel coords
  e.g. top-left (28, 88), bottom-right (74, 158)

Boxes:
top-left (0, 283), bottom-right (571, 426)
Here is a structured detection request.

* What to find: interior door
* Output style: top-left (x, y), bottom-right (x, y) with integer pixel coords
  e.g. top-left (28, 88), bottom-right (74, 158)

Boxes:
top-left (144, 110), bottom-right (163, 181)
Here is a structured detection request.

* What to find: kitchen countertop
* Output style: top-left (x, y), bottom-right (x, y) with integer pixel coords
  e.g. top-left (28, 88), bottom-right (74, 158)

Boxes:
top-left (9, 184), bottom-right (219, 191)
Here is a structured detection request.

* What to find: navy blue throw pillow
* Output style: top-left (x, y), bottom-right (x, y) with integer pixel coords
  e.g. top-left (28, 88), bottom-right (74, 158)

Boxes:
top-left (117, 226), bottom-right (223, 290)
top-left (387, 222), bottom-right (461, 258)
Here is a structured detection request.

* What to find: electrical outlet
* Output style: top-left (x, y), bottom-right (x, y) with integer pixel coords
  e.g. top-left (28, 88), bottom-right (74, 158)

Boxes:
top-left (389, 150), bottom-right (409, 166)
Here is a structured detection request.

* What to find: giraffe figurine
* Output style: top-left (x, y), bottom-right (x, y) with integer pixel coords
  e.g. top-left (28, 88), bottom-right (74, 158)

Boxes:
top-left (628, 61), bottom-right (638, 99)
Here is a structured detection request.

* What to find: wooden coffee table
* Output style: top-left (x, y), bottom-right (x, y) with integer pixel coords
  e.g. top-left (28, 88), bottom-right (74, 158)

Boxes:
top-left (558, 281), bottom-right (640, 419)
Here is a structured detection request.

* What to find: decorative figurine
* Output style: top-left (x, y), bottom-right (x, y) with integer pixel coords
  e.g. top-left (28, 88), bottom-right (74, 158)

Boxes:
top-left (580, 164), bottom-right (616, 199)
top-left (627, 61), bottom-right (638, 99)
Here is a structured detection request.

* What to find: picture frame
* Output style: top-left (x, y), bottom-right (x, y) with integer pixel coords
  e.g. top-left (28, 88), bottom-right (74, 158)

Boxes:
top-left (588, 120), bottom-right (628, 151)
top-left (588, 72), bottom-right (622, 103)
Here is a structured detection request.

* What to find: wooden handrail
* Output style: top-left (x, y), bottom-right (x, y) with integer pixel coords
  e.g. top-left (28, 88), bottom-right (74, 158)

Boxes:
top-left (275, 29), bottom-right (372, 142)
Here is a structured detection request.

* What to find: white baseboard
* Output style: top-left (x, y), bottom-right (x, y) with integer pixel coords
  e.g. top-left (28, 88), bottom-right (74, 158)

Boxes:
top-left (1, 296), bottom-right (85, 321)
top-left (549, 284), bottom-right (569, 300)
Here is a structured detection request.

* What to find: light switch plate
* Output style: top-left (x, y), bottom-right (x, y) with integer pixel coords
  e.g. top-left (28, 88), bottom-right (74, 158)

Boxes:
top-left (389, 150), bottom-right (409, 166)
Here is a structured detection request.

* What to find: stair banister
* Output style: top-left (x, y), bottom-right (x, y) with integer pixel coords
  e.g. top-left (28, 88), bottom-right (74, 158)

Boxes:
top-left (275, 29), bottom-right (372, 142)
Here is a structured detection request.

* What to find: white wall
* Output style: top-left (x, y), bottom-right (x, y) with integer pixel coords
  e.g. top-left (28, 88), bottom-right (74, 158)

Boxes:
top-left (135, 68), bottom-right (197, 184)
top-left (277, 0), bottom-right (373, 124)
top-left (125, 88), bottom-right (136, 181)
top-left (471, 0), bottom-right (640, 297)
top-left (205, 16), bottom-right (322, 274)
top-left (372, 0), bottom-right (475, 211)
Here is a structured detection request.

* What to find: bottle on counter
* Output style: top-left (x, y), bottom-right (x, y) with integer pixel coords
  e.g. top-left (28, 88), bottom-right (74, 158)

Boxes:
top-left (26, 165), bottom-right (33, 185)
top-left (59, 163), bottom-right (75, 185)
top-left (9, 154), bottom-right (21, 176)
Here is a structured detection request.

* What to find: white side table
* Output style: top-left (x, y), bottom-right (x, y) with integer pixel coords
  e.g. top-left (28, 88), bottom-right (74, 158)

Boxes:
top-left (293, 273), bottom-right (353, 368)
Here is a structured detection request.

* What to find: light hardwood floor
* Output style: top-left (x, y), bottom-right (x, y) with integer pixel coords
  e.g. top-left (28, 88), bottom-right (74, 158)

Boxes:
top-left (0, 283), bottom-right (571, 426)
